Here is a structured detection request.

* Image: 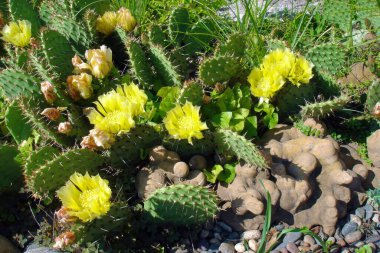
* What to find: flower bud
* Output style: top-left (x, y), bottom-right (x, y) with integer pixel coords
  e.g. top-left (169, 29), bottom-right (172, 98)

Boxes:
top-left (41, 108), bottom-right (61, 121)
top-left (55, 207), bottom-right (77, 224)
top-left (117, 8), bottom-right (137, 32)
top-left (67, 73), bottom-right (93, 100)
top-left (96, 11), bottom-right (117, 35)
top-left (58, 122), bottom-right (72, 134)
top-left (53, 231), bottom-right (75, 250)
top-left (80, 135), bottom-right (98, 150)
top-left (41, 81), bottom-right (57, 104)
top-left (89, 128), bottom-right (115, 149)
top-left (1, 20), bottom-right (31, 47)
top-left (372, 102), bottom-right (380, 118)
top-left (85, 45), bottom-right (113, 79)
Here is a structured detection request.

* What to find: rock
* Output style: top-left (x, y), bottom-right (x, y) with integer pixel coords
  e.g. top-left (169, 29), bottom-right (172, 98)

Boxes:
top-left (235, 242), bottom-right (245, 253)
top-left (350, 215), bottom-right (362, 226)
top-left (286, 242), bottom-right (299, 253)
top-left (373, 214), bottom-right (379, 223)
top-left (280, 248), bottom-right (289, 253)
top-left (188, 155), bottom-right (207, 170)
top-left (214, 232), bottom-right (222, 241)
top-left (354, 241), bottom-right (364, 248)
top-left (283, 232), bottom-right (302, 243)
top-left (209, 238), bottom-right (221, 244)
top-left (228, 232), bottom-right (240, 240)
top-left (242, 230), bottom-right (261, 240)
top-left (248, 239), bottom-right (258, 251)
top-left (310, 244), bottom-right (321, 251)
top-left (217, 222), bottom-right (233, 232)
top-left (0, 236), bottom-right (20, 253)
top-left (355, 207), bottom-right (366, 219)
top-left (344, 231), bottom-right (362, 244)
top-left (173, 162), bottom-right (189, 178)
top-left (367, 130), bottom-right (380, 167)
top-left (209, 243), bottom-right (219, 251)
top-left (198, 239), bottom-right (209, 250)
top-left (213, 225), bottom-right (222, 233)
top-left (219, 242), bottom-right (235, 253)
top-left (341, 222), bottom-right (358, 236)
top-left (174, 249), bottom-right (188, 253)
top-left (327, 237), bottom-right (336, 244)
top-left (24, 243), bottom-right (58, 253)
top-left (338, 62), bottom-right (376, 85)
top-left (365, 235), bottom-right (380, 244)
top-left (364, 204), bottom-right (374, 220)
top-left (367, 243), bottom-right (377, 251)
top-left (337, 239), bottom-right (347, 247)
top-left (200, 229), bottom-right (209, 239)
top-left (303, 235), bottom-right (315, 245)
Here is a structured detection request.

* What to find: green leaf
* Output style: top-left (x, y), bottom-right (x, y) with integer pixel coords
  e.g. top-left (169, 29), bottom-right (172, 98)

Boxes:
top-left (217, 163), bottom-right (236, 183)
top-left (264, 112), bottom-right (278, 129)
top-left (211, 112), bottom-right (233, 129)
top-left (230, 112), bottom-right (245, 132)
top-left (244, 116), bottom-right (258, 139)
top-left (234, 84), bottom-right (251, 109)
top-left (5, 102), bottom-right (33, 145)
top-left (204, 165), bottom-right (224, 184)
top-left (158, 86), bottom-right (181, 117)
top-left (216, 88), bottom-right (236, 111)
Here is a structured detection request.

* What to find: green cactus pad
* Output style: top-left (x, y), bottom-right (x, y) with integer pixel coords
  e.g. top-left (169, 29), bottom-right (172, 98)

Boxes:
top-left (149, 45), bottom-right (181, 86)
top-left (216, 33), bottom-right (247, 58)
top-left (0, 145), bottom-right (22, 192)
top-left (169, 7), bottom-right (190, 45)
top-left (366, 79), bottom-right (380, 113)
top-left (199, 55), bottom-right (241, 85)
top-left (356, 0), bottom-right (380, 35)
top-left (8, 0), bottom-right (41, 36)
top-left (214, 129), bottom-right (268, 169)
top-left (300, 96), bottom-right (350, 119)
top-left (178, 83), bottom-right (204, 106)
top-left (307, 43), bottom-right (346, 76)
top-left (110, 124), bottom-right (162, 168)
top-left (149, 25), bottom-right (168, 48)
top-left (144, 184), bottom-right (218, 225)
top-left (323, 0), bottom-right (353, 33)
top-left (0, 69), bottom-right (40, 99)
top-left (5, 101), bottom-right (33, 145)
top-left (184, 18), bottom-right (217, 56)
top-left (127, 41), bottom-right (156, 90)
top-left (163, 131), bottom-right (215, 159)
top-left (27, 149), bottom-right (105, 200)
top-left (40, 30), bottom-right (75, 80)
top-left (24, 146), bottom-right (60, 179)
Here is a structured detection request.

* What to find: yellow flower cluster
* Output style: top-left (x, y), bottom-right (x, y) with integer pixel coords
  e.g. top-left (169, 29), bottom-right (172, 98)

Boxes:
top-left (248, 49), bottom-right (314, 99)
top-left (87, 83), bottom-right (147, 135)
top-left (96, 8), bottom-right (137, 35)
top-left (163, 102), bottom-right (208, 144)
top-left (56, 172), bottom-right (112, 222)
top-left (1, 20), bottom-right (31, 47)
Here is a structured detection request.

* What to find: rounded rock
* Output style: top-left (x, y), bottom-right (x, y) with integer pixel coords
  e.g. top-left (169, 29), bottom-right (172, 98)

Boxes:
top-left (209, 238), bottom-right (221, 245)
top-left (242, 230), bottom-right (261, 240)
top-left (235, 242), bottom-right (245, 253)
top-left (248, 239), bottom-right (258, 251)
top-left (303, 235), bottom-right (315, 245)
top-left (364, 204), bottom-right (374, 220)
top-left (344, 231), bottom-right (362, 244)
top-left (166, 151), bottom-right (181, 162)
top-left (200, 229), bottom-right (209, 239)
top-left (350, 214), bottom-right (362, 226)
top-left (149, 146), bottom-right (167, 163)
top-left (286, 242), bottom-right (299, 253)
top-left (173, 162), bottom-right (190, 178)
top-left (218, 242), bottom-right (235, 253)
top-left (327, 236), bottom-right (336, 244)
top-left (198, 239), bottom-right (209, 251)
top-left (341, 222), bottom-right (358, 236)
top-left (189, 155), bottom-right (207, 170)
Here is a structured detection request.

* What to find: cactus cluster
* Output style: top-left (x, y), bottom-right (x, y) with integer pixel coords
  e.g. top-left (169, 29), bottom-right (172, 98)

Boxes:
top-left (306, 43), bottom-right (346, 76)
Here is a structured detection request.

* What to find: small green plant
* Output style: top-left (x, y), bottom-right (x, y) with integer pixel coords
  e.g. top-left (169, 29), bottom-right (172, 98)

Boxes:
top-left (355, 245), bottom-right (373, 253)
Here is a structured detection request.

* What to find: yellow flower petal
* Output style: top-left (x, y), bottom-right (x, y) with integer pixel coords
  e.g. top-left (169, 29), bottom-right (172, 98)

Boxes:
top-left (288, 56), bottom-right (314, 86)
top-left (96, 11), bottom-right (117, 35)
top-left (1, 20), bottom-right (31, 47)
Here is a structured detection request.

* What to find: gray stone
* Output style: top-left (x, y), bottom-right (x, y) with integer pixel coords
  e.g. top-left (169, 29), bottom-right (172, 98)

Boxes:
top-left (214, 232), bottom-right (222, 241)
top-left (354, 241), bottom-right (364, 248)
top-left (364, 204), bottom-right (374, 220)
top-left (209, 238), bottom-right (221, 245)
top-left (227, 232), bottom-right (240, 240)
top-left (286, 242), bottom-right (299, 253)
top-left (365, 235), bottom-right (380, 244)
top-left (341, 222), bottom-right (358, 236)
top-left (303, 235), bottom-right (315, 245)
top-left (275, 224), bottom-right (285, 231)
top-left (200, 229), bottom-right (209, 239)
top-left (198, 239), bottom-right (209, 251)
top-left (283, 232), bottom-right (302, 243)
top-left (209, 243), bottom-right (219, 251)
top-left (350, 214), bottom-right (362, 226)
top-left (174, 249), bottom-right (188, 253)
top-left (0, 236), bottom-right (21, 253)
top-left (310, 244), bottom-right (321, 251)
top-left (217, 222), bottom-right (233, 232)
top-left (219, 242), bottom-right (235, 253)
top-left (344, 231), bottom-right (362, 244)
top-left (367, 130), bottom-right (380, 167)
top-left (274, 242), bottom-right (287, 251)
top-left (355, 207), bottom-right (366, 219)
top-left (213, 225), bottom-right (222, 233)
top-left (25, 243), bottom-right (58, 253)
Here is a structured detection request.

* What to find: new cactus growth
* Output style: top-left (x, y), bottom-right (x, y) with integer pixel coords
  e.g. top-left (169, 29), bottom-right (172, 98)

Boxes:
top-left (214, 129), bottom-right (268, 169)
top-left (144, 184), bottom-right (218, 225)
top-left (307, 43), bottom-right (346, 76)
top-left (300, 96), bottom-right (350, 119)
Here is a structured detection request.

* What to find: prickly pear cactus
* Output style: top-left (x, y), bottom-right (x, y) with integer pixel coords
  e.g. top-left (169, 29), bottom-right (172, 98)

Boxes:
top-left (199, 56), bottom-right (241, 85)
top-left (149, 45), bottom-right (181, 86)
top-left (8, 0), bottom-right (41, 36)
top-left (323, 0), bottom-right (354, 33)
top-left (307, 43), bottom-right (346, 76)
top-left (300, 96), bottom-right (350, 119)
top-left (366, 79), bottom-right (380, 113)
top-left (183, 18), bottom-right (217, 56)
top-left (0, 69), bottom-right (40, 99)
top-left (0, 145), bottom-right (22, 192)
top-left (5, 102), bottom-right (33, 145)
top-left (169, 7), bottom-right (190, 45)
top-left (214, 129), bottom-right (268, 169)
top-left (144, 184), bottom-right (218, 225)
top-left (25, 149), bottom-right (105, 200)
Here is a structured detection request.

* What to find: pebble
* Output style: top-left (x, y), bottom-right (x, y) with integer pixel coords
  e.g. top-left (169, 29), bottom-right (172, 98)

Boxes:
top-left (217, 222), bottom-right (233, 232)
top-left (200, 229), bottom-right (209, 239)
top-left (24, 243), bottom-right (58, 253)
top-left (242, 230), bottom-right (261, 240)
top-left (198, 239), bottom-right (209, 250)
top-left (303, 235), bottom-right (315, 245)
top-left (355, 207), bottom-right (366, 219)
top-left (367, 243), bottom-right (377, 251)
top-left (344, 231), bottom-right (362, 244)
top-left (354, 241), bottom-right (364, 248)
top-left (235, 242), bottom-right (246, 253)
top-left (341, 222), bottom-right (358, 236)
top-left (310, 244), bottom-right (321, 251)
top-left (0, 236), bottom-right (21, 253)
top-left (327, 237), bottom-right (336, 244)
top-left (350, 214), bottom-right (362, 226)
top-left (209, 243), bottom-right (219, 251)
top-left (366, 235), bottom-right (380, 244)
top-left (337, 239), bottom-right (347, 247)
top-left (275, 224), bottom-right (285, 231)
top-left (373, 214), bottom-right (379, 223)
top-left (283, 232), bottom-right (302, 243)
top-left (286, 242), bottom-right (299, 253)
top-left (280, 248), bottom-right (289, 253)
top-left (174, 249), bottom-right (188, 253)
top-left (341, 249), bottom-right (351, 253)
top-left (364, 204), bottom-right (374, 220)
top-left (219, 242), bottom-right (235, 253)
top-left (214, 232), bottom-right (222, 241)
top-left (227, 232), bottom-right (240, 240)
top-left (248, 239), bottom-right (258, 251)
top-left (213, 225), bottom-right (223, 233)
top-left (209, 238), bottom-right (221, 245)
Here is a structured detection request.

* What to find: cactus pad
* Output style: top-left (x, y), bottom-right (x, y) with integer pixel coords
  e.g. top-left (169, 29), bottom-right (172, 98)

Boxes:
top-left (366, 79), bottom-right (380, 113)
top-left (144, 184), bottom-right (218, 225)
top-left (199, 56), bottom-right (240, 85)
top-left (0, 69), bottom-right (40, 99)
top-left (149, 45), bottom-right (181, 86)
top-left (0, 145), bottom-right (22, 192)
top-left (169, 7), bottom-right (190, 45)
top-left (307, 43), bottom-right (346, 76)
top-left (300, 96), bottom-right (350, 119)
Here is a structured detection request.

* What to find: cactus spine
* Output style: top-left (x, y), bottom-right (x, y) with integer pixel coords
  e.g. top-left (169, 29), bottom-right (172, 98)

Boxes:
top-left (144, 184), bottom-right (218, 225)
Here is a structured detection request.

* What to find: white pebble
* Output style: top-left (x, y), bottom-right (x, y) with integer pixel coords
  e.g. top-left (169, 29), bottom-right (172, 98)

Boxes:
top-left (243, 230), bottom-right (261, 240)
top-left (248, 239), bottom-right (258, 251)
top-left (235, 242), bottom-right (246, 253)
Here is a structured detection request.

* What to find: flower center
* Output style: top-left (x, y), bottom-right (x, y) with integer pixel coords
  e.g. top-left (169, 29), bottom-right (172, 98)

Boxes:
top-left (79, 189), bottom-right (99, 209)
top-left (178, 116), bottom-right (195, 131)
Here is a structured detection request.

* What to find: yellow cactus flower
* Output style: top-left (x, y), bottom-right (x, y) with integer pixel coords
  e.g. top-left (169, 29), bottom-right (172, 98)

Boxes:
top-left (117, 7), bottom-right (137, 32)
top-left (288, 56), bottom-right (314, 86)
top-left (261, 48), bottom-right (296, 78)
top-left (1, 20), bottom-right (31, 47)
top-left (86, 83), bottom-right (147, 135)
top-left (67, 73), bottom-right (93, 100)
top-left (96, 11), bottom-right (117, 35)
top-left (248, 67), bottom-right (286, 98)
top-left (84, 45), bottom-right (113, 79)
top-left (56, 172), bottom-right (112, 222)
top-left (163, 102), bottom-right (208, 144)
top-left (116, 82), bottom-right (147, 116)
